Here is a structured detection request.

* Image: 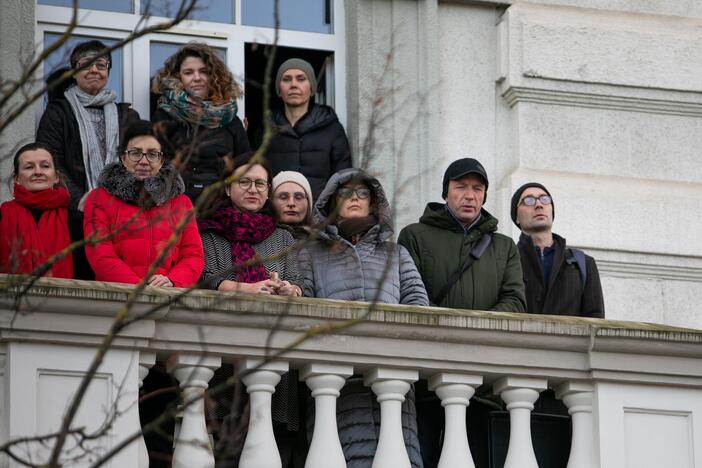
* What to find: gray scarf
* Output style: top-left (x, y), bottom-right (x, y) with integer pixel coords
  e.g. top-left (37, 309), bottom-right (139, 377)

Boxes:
top-left (64, 85), bottom-right (119, 191)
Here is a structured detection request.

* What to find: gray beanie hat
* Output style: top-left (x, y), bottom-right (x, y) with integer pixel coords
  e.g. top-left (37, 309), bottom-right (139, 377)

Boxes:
top-left (275, 58), bottom-right (317, 97)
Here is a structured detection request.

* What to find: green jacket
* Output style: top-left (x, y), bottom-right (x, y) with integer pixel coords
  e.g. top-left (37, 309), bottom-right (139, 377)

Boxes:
top-left (398, 203), bottom-right (526, 312)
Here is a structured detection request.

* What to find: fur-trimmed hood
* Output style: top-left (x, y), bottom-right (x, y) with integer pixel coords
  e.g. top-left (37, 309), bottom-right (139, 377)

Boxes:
top-left (97, 162), bottom-right (185, 207)
top-left (313, 168), bottom-right (393, 243)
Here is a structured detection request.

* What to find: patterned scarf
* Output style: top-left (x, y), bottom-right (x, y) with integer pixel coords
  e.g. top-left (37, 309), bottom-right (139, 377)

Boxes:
top-left (0, 184), bottom-right (73, 278)
top-left (64, 85), bottom-right (119, 190)
top-left (157, 77), bottom-right (237, 129)
top-left (198, 206), bottom-right (275, 283)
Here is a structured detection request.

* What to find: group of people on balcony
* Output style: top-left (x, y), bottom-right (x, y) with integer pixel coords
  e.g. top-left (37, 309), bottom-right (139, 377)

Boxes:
top-left (0, 39), bottom-right (605, 467)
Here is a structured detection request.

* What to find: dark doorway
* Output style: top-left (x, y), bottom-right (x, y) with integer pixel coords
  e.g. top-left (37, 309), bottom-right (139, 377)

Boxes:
top-left (244, 43), bottom-right (333, 149)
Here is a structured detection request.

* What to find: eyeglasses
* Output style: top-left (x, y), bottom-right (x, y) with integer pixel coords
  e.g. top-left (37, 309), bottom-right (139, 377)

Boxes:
top-left (238, 178), bottom-right (269, 192)
top-left (337, 187), bottom-right (371, 199)
top-left (275, 192), bottom-right (307, 202)
top-left (520, 195), bottom-right (552, 207)
top-left (76, 58), bottom-right (110, 71)
top-left (124, 149), bottom-right (163, 163)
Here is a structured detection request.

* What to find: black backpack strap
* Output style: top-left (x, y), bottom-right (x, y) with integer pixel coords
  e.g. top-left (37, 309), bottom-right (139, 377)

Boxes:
top-left (433, 233), bottom-right (492, 306)
top-left (566, 248), bottom-right (587, 287)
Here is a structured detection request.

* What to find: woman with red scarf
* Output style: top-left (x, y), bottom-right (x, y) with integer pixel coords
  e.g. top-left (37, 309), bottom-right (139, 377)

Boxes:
top-left (0, 143), bottom-right (73, 277)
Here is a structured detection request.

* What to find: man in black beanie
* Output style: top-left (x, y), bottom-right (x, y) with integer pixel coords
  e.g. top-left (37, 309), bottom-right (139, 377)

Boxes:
top-left (511, 182), bottom-right (604, 318)
top-left (398, 158), bottom-right (525, 312)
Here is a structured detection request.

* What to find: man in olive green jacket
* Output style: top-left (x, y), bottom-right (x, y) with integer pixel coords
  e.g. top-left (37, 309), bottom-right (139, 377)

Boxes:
top-left (398, 158), bottom-right (526, 312)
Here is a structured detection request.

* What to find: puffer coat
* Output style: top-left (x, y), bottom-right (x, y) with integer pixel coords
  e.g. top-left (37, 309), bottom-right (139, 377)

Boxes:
top-left (299, 168), bottom-right (427, 468)
top-left (83, 163), bottom-right (204, 287)
top-left (298, 169), bottom-right (428, 305)
top-left (265, 103), bottom-right (352, 200)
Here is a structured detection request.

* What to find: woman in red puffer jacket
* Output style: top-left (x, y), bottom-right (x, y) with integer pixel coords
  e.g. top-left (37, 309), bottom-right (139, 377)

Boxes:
top-left (83, 119), bottom-right (203, 287)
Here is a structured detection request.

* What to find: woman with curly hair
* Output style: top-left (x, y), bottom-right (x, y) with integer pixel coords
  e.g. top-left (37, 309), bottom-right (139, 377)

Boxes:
top-left (151, 42), bottom-right (250, 203)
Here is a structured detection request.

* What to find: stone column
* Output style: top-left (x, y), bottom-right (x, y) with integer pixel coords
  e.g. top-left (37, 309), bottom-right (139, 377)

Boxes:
top-left (429, 373), bottom-right (483, 468)
top-left (301, 363), bottom-right (353, 468)
top-left (364, 368), bottom-right (418, 468)
top-left (239, 359), bottom-right (288, 468)
top-left (494, 376), bottom-right (547, 468)
top-left (556, 382), bottom-right (594, 468)
top-left (169, 354), bottom-right (221, 468)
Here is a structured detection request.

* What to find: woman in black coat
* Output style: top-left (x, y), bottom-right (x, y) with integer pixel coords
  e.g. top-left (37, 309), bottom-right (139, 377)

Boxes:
top-left (36, 40), bottom-right (139, 279)
top-left (151, 42), bottom-right (250, 203)
top-left (265, 58), bottom-right (352, 200)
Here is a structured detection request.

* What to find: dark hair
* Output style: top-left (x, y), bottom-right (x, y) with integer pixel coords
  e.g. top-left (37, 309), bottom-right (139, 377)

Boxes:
top-left (152, 42), bottom-right (242, 104)
top-left (12, 142), bottom-right (56, 178)
top-left (69, 40), bottom-right (112, 71)
top-left (326, 179), bottom-right (375, 219)
top-left (119, 119), bottom-right (171, 159)
top-left (202, 153), bottom-right (272, 217)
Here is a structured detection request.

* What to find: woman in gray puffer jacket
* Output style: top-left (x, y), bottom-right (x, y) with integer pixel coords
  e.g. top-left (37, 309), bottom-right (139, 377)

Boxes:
top-left (298, 168), bottom-right (428, 468)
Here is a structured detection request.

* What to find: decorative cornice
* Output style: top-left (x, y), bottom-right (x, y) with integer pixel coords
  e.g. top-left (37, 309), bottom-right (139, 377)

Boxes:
top-left (597, 259), bottom-right (702, 282)
top-left (501, 86), bottom-right (702, 117)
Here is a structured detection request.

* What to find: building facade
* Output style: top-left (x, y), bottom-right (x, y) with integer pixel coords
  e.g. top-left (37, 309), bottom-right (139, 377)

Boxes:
top-left (1, 0), bottom-right (701, 327)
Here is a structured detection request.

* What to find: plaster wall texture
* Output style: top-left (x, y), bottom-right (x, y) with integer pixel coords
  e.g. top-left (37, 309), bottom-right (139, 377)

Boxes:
top-left (0, 0), bottom-right (36, 202)
top-left (348, 0), bottom-right (702, 327)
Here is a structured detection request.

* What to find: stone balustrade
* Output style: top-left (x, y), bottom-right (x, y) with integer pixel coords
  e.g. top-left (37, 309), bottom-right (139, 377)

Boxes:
top-left (2, 276), bottom-right (702, 468)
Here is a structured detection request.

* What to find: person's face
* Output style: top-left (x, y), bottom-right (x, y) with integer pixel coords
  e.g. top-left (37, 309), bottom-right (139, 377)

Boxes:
top-left (74, 55), bottom-right (109, 95)
top-left (516, 186), bottom-right (554, 233)
top-left (445, 174), bottom-right (486, 225)
top-left (272, 182), bottom-right (309, 225)
top-left (336, 183), bottom-right (371, 219)
top-left (228, 164), bottom-right (269, 213)
top-left (279, 68), bottom-right (312, 108)
top-left (14, 148), bottom-right (59, 192)
top-left (120, 135), bottom-right (163, 180)
top-left (179, 56), bottom-right (210, 98)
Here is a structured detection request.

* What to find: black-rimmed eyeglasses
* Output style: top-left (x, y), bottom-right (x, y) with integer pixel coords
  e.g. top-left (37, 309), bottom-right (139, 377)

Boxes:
top-left (337, 187), bottom-right (371, 199)
top-left (124, 149), bottom-right (163, 163)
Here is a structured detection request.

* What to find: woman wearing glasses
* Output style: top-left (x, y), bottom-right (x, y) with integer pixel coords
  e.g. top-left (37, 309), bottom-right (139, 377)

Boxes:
top-left (151, 42), bottom-right (250, 203)
top-left (37, 40), bottom-right (140, 279)
top-left (82, 120), bottom-right (204, 287)
top-left (198, 155), bottom-right (301, 296)
top-left (298, 168), bottom-right (428, 468)
top-left (271, 171), bottom-right (314, 240)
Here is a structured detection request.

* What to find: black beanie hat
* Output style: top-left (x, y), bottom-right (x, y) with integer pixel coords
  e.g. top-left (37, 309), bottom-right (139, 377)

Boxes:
top-left (442, 158), bottom-right (489, 201)
top-left (510, 182), bottom-right (553, 227)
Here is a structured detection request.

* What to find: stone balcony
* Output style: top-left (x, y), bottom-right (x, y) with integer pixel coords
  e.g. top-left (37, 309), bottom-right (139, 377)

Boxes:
top-left (1, 275), bottom-right (702, 468)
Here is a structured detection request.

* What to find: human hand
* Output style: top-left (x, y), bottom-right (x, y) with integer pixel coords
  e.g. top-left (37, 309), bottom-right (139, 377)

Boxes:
top-left (148, 274), bottom-right (173, 287)
top-left (276, 281), bottom-right (302, 297)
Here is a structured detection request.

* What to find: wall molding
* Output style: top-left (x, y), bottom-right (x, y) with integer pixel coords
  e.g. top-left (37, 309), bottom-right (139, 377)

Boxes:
top-left (502, 86), bottom-right (702, 118)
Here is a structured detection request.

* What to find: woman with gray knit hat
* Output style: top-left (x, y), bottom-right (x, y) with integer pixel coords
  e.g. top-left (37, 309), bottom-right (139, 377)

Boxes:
top-left (265, 58), bottom-right (352, 199)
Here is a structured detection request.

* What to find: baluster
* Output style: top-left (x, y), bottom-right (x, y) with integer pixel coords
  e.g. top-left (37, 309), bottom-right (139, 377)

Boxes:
top-left (556, 382), bottom-right (594, 468)
top-left (364, 368), bottom-right (418, 468)
top-left (169, 354), bottom-right (221, 468)
top-left (301, 363), bottom-right (353, 468)
top-left (429, 373), bottom-right (483, 468)
top-left (138, 352), bottom-right (156, 468)
top-left (239, 359), bottom-right (288, 468)
top-left (494, 376), bottom-right (547, 468)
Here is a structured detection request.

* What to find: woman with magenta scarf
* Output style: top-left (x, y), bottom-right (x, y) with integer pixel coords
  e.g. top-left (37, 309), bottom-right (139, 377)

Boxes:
top-left (0, 143), bottom-right (73, 278)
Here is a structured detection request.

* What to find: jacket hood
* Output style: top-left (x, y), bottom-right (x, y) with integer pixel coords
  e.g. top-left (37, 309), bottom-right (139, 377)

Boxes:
top-left (273, 103), bottom-right (339, 136)
top-left (419, 202), bottom-right (499, 235)
top-left (98, 162), bottom-right (185, 207)
top-left (314, 168), bottom-right (393, 241)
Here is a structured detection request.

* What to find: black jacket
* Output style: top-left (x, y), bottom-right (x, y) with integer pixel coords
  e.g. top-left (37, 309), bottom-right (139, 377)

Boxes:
top-left (37, 96), bottom-right (140, 211)
top-left (518, 233), bottom-right (605, 318)
top-left (265, 103), bottom-right (352, 200)
top-left (151, 108), bottom-right (250, 202)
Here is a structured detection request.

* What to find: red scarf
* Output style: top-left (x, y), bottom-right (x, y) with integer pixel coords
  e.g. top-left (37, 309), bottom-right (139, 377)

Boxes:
top-left (0, 183), bottom-right (73, 278)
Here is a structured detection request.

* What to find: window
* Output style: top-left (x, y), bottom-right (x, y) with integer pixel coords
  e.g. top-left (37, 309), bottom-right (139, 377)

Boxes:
top-left (36, 0), bottom-right (346, 129)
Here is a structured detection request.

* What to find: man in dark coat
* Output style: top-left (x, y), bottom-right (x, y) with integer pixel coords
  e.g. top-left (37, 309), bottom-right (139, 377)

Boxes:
top-left (511, 182), bottom-right (605, 318)
top-left (398, 158), bottom-right (525, 312)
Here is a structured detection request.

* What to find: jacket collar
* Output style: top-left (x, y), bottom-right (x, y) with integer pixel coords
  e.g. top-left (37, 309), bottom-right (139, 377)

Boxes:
top-left (420, 202), bottom-right (498, 238)
top-left (98, 162), bottom-right (185, 207)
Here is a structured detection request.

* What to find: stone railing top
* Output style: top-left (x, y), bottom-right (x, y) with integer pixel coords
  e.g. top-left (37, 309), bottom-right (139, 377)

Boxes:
top-left (2, 275), bottom-right (702, 386)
